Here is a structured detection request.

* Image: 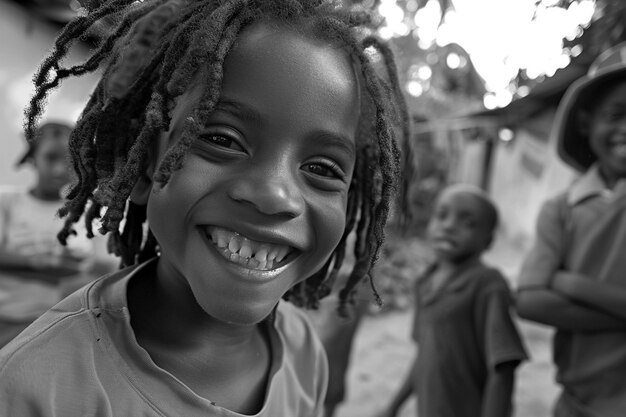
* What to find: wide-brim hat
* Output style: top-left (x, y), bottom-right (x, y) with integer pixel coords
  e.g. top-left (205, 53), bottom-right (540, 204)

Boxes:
top-left (555, 42), bottom-right (626, 172)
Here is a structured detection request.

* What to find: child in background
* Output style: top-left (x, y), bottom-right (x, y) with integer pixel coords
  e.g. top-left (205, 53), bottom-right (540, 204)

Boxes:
top-left (0, 121), bottom-right (104, 348)
top-left (0, 1), bottom-right (409, 416)
top-left (379, 184), bottom-right (527, 417)
top-left (516, 42), bottom-right (626, 417)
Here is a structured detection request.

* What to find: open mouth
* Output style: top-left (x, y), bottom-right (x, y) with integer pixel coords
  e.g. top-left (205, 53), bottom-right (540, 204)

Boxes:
top-left (203, 226), bottom-right (296, 271)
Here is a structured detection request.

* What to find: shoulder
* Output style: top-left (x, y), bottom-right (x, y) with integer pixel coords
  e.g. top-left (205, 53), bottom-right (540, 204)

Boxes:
top-left (469, 263), bottom-right (511, 295)
top-left (0, 268), bottom-right (136, 409)
top-left (0, 266), bottom-right (131, 369)
top-left (0, 285), bottom-right (97, 395)
top-left (274, 301), bottom-right (327, 376)
top-left (539, 192), bottom-right (569, 218)
top-left (273, 301), bottom-right (328, 408)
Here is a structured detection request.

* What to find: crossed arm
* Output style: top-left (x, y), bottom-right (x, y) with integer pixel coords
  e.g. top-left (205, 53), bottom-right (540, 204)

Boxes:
top-left (515, 201), bottom-right (626, 331)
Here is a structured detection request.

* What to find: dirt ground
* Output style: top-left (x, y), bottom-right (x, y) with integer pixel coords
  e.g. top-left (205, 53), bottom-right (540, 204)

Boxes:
top-left (332, 237), bottom-right (561, 417)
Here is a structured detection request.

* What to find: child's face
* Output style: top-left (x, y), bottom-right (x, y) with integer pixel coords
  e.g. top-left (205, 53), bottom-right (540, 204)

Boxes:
top-left (426, 190), bottom-right (493, 263)
top-left (146, 23), bottom-right (360, 325)
top-left (32, 133), bottom-right (71, 198)
top-left (588, 81), bottom-right (626, 181)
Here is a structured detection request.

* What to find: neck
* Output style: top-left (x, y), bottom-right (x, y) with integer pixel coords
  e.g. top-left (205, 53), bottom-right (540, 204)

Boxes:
top-left (127, 260), bottom-right (272, 414)
top-left (598, 165), bottom-right (626, 189)
top-left (437, 253), bottom-right (481, 271)
top-left (128, 260), bottom-right (263, 350)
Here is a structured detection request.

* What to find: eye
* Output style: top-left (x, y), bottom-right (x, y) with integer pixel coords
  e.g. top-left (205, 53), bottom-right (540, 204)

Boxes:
top-left (199, 134), bottom-right (245, 152)
top-left (302, 161), bottom-right (344, 180)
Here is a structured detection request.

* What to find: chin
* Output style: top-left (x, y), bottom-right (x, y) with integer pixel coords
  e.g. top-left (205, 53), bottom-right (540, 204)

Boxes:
top-left (201, 300), bottom-right (276, 327)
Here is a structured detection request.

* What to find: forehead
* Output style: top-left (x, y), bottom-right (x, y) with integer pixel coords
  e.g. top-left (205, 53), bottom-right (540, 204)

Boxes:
top-left (436, 190), bottom-right (491, 219)
top-left (171, 22), bottom-right (361, 139)
top-left (223, 23), bottom-right (359, 124)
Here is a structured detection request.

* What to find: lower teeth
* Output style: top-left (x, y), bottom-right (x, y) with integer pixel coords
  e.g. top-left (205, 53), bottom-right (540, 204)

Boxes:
top-left (226, 251), bottom-right (273, 270)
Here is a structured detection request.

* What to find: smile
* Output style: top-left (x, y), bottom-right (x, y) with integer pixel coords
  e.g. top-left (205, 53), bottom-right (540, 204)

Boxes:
top-left (204, 226), bottom-right (295, 271)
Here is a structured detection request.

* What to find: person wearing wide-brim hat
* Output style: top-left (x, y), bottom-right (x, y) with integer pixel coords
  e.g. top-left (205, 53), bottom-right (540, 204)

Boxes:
top-left (517, 41), bottom-right (626, 417)
top-left (555, 42), bottom-right (626, 173)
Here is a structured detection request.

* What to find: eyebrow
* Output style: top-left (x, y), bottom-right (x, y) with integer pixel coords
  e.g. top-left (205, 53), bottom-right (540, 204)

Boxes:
top-left (315, 132), bottom-right (356, 160)
top-left (216, 98), bottom-right (356, 158)
top-left (214, 99), bottom-right (263, 126)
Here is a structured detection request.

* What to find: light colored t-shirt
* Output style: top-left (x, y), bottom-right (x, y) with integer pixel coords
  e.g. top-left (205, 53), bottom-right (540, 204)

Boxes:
top-left (0, 259), bottom-right (328, 417)
top-left (518, 166), bottom-right (626, 417)
top-left (0, 186), bottom-right (94, 321)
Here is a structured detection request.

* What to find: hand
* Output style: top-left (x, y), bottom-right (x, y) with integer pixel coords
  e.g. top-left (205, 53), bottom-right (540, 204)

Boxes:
top-left (551, 271), bottom-right (590, 297)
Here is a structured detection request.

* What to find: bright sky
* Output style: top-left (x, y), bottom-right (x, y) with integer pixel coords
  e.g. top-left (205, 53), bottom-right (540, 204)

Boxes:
top-left (376, 0), bottom-right (596, 108)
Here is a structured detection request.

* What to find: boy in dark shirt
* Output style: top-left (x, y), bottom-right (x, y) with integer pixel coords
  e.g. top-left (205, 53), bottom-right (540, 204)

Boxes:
top-left (380, 184), bottom-right (527, 417)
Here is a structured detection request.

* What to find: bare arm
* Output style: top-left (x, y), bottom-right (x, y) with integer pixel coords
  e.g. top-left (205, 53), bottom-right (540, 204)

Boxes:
top-left (552, 271), bottom-right (626, 321)
top-left (481, 362), bottom-right (516, 417)
top-left (516, 287), bottom-right (626, 331)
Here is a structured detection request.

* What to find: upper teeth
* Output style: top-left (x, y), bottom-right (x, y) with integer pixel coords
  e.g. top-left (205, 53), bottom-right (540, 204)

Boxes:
top-left (206, 226), bottom-right (292, 271)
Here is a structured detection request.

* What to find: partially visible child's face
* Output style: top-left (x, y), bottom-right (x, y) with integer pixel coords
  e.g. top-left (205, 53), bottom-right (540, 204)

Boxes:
top-left (426, 189), bottom-right (493, 263)
top-left (31, 131), bottom-right (71, 198)
top-left (146, 23), bottom-right (360, 325)
top-left (588, 81), bottom-right (626, 181)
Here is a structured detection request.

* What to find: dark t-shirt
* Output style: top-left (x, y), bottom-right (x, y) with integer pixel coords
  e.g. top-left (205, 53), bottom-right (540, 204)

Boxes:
top-left (413, 260), bottom-right (528, 417)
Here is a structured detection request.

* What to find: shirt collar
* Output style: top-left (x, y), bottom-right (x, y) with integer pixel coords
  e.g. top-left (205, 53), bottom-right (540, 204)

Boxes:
top-left (567, 165), bottom-right (610, 206)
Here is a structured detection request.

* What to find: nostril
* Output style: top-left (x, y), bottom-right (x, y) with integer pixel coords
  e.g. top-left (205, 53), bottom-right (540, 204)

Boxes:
top-left (228, 179), bottom-right (304, 218)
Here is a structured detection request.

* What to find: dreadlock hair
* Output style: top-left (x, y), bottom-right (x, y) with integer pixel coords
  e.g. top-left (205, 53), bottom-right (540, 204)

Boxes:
top-left (25, 0), bottom-right (410, 314)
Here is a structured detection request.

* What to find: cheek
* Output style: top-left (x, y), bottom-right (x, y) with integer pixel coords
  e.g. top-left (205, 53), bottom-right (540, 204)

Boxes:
top-left (310, 197), bottom-right (348, 260)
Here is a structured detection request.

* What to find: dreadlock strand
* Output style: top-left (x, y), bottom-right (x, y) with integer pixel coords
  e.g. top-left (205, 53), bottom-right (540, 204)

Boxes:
top-left (154, 9), bottom-right (246, 185)
top-left (119, 201), bottom-right (148, 266)
top-left (83, 200), bottom-right (103, 238)
top-left (34, 0), bottom-right (134, 87)
top-left (362, 37), bottom-right (413, 227)
top-left (137, 229), bottom-right (158, 264)
top-left (25, 0), bottom-right (137, 141)
top-left (60, 1), bottom-right (166, 80)
top-left (98, 94), bottom-right (165, 233)
top-left (152, 115), bottom-right (198, 185)
top-left (106, 1), bottom-right (185, 101)
top-left (166, 0), bottom-right (247, 98)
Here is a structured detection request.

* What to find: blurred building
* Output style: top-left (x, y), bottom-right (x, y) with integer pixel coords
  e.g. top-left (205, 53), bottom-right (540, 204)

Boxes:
top-left (416, 55), bottom-right (595, 251)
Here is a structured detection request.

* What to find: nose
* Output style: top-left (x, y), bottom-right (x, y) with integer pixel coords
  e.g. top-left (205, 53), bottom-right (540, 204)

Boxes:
top-left (439, 215), bottom-right (457, 232)
top-left (227, 169), bottom-right (305, 218)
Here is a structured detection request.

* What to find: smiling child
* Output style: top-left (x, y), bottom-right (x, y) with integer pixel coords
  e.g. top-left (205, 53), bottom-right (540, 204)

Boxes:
top-left (516, 42), bottom-right (626, 417)
top-left (0, 1), bottom-right (408, 416)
